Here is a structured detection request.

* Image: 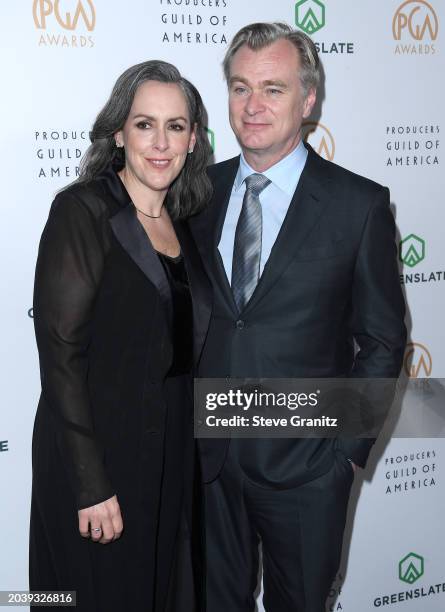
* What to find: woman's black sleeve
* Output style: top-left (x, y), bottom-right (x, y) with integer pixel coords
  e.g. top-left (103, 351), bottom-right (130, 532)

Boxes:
top-left (33, 191), bottom-right (115, 510)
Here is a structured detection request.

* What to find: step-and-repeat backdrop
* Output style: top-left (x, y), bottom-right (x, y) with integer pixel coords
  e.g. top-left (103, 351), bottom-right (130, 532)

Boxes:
top-left (1, 1), bottom-right (444, 610)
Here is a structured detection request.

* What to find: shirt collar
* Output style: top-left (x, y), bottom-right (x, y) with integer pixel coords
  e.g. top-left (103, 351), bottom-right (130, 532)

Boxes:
top-left (233, 140), bottom-right (308, 196)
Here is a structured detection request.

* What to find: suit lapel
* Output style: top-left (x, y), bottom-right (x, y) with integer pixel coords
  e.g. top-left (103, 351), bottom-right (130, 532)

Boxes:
top-left (91, 166), bottom-right (174, 326)
top-left (243, 146), bottom-right (332, 314)
top-left (174, 221), bottom-right (212, 367)
top-left (109, 205), bottom-right (173, 324)
top-left (191, 157), bottom-right (239, 314)
top-left (192, 148), bottom-right (332, 316)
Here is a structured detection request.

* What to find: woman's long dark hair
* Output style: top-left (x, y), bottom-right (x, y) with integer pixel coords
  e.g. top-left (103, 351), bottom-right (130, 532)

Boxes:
top-left (78, 60), bottom-right (212, 218)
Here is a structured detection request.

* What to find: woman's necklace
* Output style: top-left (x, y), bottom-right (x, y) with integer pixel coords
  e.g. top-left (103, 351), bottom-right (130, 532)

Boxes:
top-left (120, 173), bottom-right (164, 219)
top-left (133, 203), bottom-right (164, 219)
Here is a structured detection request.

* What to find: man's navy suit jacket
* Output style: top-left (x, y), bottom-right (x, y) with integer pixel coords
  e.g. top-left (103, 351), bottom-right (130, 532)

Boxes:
top-left (190, 143), bottom-right (407, 487)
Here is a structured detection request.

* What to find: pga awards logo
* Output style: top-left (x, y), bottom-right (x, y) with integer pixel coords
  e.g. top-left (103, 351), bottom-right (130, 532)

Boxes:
top-left (302, 122), bottom-right (335, 161)
top-left (403, 342), bottom-right (432, 378)
top-left (393, 0), bottom-right (439, 55)
top-left (33, 0), bottom-right (96, 48)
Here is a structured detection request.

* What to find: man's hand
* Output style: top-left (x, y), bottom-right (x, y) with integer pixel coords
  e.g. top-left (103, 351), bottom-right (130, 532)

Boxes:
top-left (78, 494), bottom-right (123, 544)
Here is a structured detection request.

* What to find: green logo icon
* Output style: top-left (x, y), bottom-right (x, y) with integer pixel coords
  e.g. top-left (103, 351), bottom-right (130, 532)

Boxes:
top-left (205, 127), bottom-right (215, 153)
top-left (295, 0), bottom-right (326, 34)
top-left (399, 234), bottom-right (425, 268)
top-left (399, 553), bottom-right (424, 584)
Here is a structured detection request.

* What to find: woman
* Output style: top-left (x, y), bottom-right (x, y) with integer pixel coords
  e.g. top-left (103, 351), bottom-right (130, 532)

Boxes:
top-left (29, 61), bottom-right (212, 611)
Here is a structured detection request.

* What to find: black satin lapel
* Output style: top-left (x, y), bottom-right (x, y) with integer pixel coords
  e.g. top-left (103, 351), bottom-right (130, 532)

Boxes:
top-left (190, 159), bottom-right (239, 314)
top-left (211, 164), bottom-right (239, 313)
top-left (96, 163), bottom-right (131, 209)
top-left (243, 156), bottom-right (331, 315)
top-left (109, 206), bottom-right (172, 323)
top-left (190, 208), bottom-right (237, 317)
top-left (175, 221), bottom-right (213, 367)
top-left (210, 174), bottom-right (238, 314)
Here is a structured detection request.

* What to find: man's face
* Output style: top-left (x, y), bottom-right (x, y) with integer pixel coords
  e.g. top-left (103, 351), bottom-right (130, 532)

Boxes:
top-left (228, 39), bottom-right (316, 171)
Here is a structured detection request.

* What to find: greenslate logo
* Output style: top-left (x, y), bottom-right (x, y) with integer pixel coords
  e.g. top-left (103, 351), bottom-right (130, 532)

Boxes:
top-left (399, 234), bottom-right (425, 267)
top-left (295, 0), bottom-right (326, 34)
top-left (399, 552), bottom-right (424, 584)
top-left (205, 127), bottom-right (215, 153)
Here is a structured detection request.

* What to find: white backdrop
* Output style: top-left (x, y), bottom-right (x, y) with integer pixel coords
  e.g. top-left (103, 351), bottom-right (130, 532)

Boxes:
top-left (1, 1), bottom-right (444, 610)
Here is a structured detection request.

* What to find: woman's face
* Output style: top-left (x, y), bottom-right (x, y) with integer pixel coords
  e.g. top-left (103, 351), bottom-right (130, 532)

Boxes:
top-left (116, 80), bottom-right (196, 198)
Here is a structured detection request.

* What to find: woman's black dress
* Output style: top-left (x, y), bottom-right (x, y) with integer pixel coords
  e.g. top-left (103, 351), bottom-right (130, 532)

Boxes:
top-left (29, 165), bottom-right (211, 611)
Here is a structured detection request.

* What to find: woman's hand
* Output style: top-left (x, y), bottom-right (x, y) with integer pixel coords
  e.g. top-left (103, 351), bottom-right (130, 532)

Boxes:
top-left (78, 495), bottom-right (123, 544)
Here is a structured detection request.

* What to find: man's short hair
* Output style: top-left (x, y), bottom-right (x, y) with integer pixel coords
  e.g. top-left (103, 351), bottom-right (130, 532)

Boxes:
top-left (223, 22), bottom-right (320, 97)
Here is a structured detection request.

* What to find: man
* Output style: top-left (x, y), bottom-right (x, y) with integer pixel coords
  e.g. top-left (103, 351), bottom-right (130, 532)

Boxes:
top-left (190, 22), bottom-right (406, 611)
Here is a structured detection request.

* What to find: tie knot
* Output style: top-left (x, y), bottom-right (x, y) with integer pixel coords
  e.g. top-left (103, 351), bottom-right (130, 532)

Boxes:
top-left (244, 173), bottom-right (271, 197)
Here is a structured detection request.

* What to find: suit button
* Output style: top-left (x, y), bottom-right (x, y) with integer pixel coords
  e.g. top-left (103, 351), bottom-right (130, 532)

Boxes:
top-left (236, 320), bottom-right (245, 329)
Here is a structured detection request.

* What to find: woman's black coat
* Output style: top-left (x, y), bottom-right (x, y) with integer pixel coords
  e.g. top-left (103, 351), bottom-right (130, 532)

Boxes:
top-left (29, 166), bottom-right (211, 611)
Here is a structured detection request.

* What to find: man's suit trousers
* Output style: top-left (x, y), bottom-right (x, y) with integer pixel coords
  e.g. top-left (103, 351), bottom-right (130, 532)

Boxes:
top-left (204, 442), bottom-right (354, 612)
